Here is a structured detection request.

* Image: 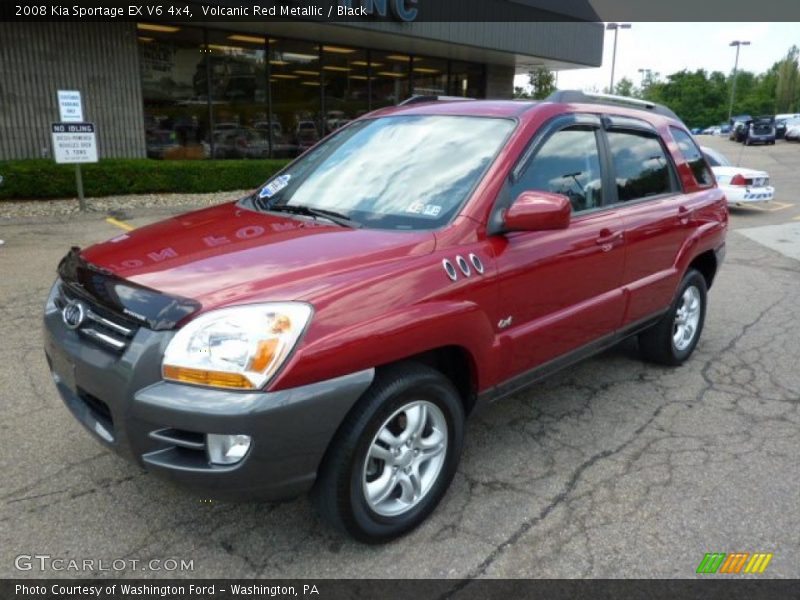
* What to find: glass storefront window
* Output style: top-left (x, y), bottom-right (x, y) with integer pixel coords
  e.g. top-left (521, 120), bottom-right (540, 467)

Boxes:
top-left (320, 45), bottom-right (369, 135)
top-left (138, 24), bottom-right (488, 160)
top-left (371, 51), bottom-right (412, 108)
top-left (270, 38), bottom-right (321, 157)
top-left (413, 56), bottom-right (448, 97)
top-left (449, 61), bottom-right (486, 98)
top-left (205, 30), bottom-right (270, 159)
top-left (138, 24), bottom-right (209, 160)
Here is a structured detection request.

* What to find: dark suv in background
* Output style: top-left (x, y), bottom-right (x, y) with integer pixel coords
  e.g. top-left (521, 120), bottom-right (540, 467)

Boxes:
top-left (743, 116), bottom-right (776, 145)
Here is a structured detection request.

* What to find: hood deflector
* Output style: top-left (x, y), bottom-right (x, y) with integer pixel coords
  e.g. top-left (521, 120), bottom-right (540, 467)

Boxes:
top-left (57, 247), bottom-right (201, 331)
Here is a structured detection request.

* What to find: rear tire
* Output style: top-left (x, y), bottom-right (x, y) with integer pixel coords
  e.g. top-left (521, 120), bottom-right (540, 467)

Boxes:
top-left (639, 269), bottom-right (707, 366)
top-left (312, 362), bottom-right (465, 543)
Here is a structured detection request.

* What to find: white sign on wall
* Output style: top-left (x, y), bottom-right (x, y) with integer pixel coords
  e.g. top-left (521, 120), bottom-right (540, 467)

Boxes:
top-left (51, 123), bottom-right (98, 164)
top-left (57, 90), bottom-right (83, 122)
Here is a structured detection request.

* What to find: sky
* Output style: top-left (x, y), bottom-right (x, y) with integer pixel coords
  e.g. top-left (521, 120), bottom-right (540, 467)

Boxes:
top-left (515, 22), bottom-right (800, 93)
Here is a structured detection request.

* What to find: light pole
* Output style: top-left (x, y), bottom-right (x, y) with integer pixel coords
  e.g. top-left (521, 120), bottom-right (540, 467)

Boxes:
top-left (607, 23), bottom-right (631, 93)
top-left (727, 40), bottom-right (750, 121)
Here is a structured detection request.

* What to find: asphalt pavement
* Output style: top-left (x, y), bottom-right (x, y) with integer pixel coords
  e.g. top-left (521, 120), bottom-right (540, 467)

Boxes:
top-left (1, 137), bottom-right (799, 579)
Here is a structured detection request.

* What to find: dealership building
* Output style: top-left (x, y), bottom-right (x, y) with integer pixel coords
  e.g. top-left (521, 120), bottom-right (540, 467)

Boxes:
top-left (0, 7), bottom-right (603, 161)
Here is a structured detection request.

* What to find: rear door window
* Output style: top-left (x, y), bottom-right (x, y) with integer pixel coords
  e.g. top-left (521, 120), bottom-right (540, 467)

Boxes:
top-left (670, 127), bottom-right (714, 187)
top-left (606, 130), bottom-right (677, 202)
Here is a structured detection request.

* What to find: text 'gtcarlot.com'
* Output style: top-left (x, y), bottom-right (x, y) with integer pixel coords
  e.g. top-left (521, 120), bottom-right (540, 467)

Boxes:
top-left (14, 553), bottom-right (194, 572)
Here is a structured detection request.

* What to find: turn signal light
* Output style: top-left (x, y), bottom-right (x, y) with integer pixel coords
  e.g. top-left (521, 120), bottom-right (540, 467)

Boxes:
top-left (162, 365), bottom-right (254, 389)
top-left (247, 338), bottom-right (279, 372)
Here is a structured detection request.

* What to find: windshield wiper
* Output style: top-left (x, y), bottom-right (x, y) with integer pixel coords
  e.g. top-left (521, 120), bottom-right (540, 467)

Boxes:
top-left (267, 204), bottom-right (360, 228)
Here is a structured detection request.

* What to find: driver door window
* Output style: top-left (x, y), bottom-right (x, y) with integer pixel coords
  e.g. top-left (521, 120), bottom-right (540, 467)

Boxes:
top-left (512, 127), bottom-right (604, 213)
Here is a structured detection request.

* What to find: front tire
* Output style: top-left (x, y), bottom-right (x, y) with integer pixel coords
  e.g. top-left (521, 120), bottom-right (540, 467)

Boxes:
top-left (312, 362), bottom-right (465, 543)
top-left (639, 269), bottom-right (707, 366)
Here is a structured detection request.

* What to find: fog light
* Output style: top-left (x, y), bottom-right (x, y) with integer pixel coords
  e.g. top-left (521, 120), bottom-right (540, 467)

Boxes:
top-left (206, 434), bottom-right (251, 465)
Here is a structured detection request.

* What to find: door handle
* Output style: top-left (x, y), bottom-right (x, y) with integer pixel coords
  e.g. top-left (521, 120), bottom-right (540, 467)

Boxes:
top-left (596, 230), bottom-right (623, 252)
top-left (596, 230), bottom-right (623, 245)
top-left (678, 205), bottom-right (690, 225)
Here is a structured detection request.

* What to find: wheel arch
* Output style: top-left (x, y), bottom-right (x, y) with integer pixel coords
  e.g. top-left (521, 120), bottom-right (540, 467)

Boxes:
top-left (376, 345), bottom-right (479, 416)
top-left (687, 249), bottom-right (718, 289)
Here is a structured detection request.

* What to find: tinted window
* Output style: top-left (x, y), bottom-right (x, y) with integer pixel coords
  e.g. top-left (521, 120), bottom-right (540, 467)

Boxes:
top-left (671, 127), bottom-right (714, 186)
top-left (513, 127), bottom-right (603, 213)
top-left (607, 131), bottom-right (675, 202)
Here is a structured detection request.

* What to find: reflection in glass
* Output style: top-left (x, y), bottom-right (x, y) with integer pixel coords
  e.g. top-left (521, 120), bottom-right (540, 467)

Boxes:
top-left (371, 51), bottom-right (412, 108)
top-left (258, 115), bottom-right (515, 230)
top-left (671, 127), bottom-right (713, 186)
top-left (138, 24), bottom-right (491, 160)
top-left (270, 39), bottom-right (321, 156)
top-left (514, 128), bottom-right (604, 212)
top-left (138, 24), bottom-right (209, 160)
top-left (413, 56), bottom-right (447, 97)
top-left (449, 61), bottom-right (485, 98)
top-left (607, 131), bottom-right (673, 201)
top-left (205, 30), bottom-right (270, 159)
top-left (321, 45), bottom-right (369, 134)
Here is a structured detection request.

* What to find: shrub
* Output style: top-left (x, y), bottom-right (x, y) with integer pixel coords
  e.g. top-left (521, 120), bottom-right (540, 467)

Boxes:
top-left (0, 158), bottom-right (292, 200)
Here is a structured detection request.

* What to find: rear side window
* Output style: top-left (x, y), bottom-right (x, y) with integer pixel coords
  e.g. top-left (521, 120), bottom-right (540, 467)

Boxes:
top-left (607, 130), bottom-right (675, 202)
top-left (671, 127), bottom-right (714, 186)
top-left (512, 127), bottom-right (604, 213)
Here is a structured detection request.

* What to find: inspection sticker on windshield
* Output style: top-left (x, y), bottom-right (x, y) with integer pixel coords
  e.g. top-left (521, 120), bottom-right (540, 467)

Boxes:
top-left (406, 202), bottom-right (441, 217)
top-left (259, 174), bottom-right (291, 199)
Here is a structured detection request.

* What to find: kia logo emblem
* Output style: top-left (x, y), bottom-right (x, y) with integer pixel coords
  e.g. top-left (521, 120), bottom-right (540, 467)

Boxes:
top-left (62, 300), bottom-right (86, 330)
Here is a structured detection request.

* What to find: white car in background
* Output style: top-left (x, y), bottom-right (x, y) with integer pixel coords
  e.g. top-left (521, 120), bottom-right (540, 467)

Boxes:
top-left (701, 146), bottom-right (775, 205)
top-left (785, 122), bottom-right (800, 141)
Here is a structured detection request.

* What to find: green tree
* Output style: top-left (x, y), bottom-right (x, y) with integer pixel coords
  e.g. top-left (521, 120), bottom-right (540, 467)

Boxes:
top-left (529, 67), bottom-right (557, 99)
top-left (513, 85), bottom-right (531, 100)
top-left (775, 45), bottom-right (799, 112)
top-left (613, 77), bottom-right (635, 97)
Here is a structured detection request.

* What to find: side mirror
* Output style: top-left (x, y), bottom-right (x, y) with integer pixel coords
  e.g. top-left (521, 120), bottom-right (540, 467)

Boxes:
top-left (504, 191), bottom-right (571, 232)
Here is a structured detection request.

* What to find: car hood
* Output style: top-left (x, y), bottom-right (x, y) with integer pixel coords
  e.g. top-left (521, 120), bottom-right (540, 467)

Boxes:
top-left (80, 201), bottom-right (435, 310)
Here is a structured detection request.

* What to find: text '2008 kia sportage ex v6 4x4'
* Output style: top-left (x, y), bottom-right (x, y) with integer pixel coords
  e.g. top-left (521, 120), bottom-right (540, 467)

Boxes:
top-left (44, 92), bottom-right (727, 543)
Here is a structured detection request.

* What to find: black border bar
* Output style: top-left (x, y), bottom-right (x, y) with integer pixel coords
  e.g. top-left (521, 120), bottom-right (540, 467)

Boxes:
top-left (3, 579), bottom-right (800, 600)
top-left (3, 0), bottom-right (800, 22)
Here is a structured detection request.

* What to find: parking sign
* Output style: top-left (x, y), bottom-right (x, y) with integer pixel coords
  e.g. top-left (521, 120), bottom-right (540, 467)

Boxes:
top-left (51, 122), bottom-right (98, 164)
top-left (57, 90), bottom-right (83, 122)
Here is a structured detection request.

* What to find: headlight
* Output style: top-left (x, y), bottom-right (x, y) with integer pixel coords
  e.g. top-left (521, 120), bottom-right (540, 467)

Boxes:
top-left (162, 303), bottom-right (312, 390)
top-left (45, 280), bottom-right (61, 315)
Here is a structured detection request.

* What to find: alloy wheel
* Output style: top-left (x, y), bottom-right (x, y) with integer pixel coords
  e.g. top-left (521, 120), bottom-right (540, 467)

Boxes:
top-left (673, 285), bottom-right (702, 351)
top-left (362, 400), bottom-right (448, 517)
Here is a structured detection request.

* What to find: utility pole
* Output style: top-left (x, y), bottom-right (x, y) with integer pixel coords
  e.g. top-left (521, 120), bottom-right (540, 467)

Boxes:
top-left (607, 23), bottom-right (631, 93)
top-left (728, 40), bottom-right (751, 121)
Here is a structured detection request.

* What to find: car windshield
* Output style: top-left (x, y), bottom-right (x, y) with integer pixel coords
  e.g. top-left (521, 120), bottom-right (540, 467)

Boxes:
top-left (250, 115), bottom-right (515, 230)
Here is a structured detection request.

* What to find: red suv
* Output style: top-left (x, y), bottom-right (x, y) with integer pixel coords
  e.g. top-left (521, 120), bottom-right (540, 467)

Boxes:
top-left (44, 92), bottom-right (727, 542)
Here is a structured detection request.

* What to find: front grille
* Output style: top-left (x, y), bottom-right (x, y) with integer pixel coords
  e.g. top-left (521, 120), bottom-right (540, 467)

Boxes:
top-left (55, 284), bottom-right (139, 353)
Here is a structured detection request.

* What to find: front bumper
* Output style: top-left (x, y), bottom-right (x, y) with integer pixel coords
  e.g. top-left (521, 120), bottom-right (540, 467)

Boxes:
top-left (43, 296), bottom-right (374, 501)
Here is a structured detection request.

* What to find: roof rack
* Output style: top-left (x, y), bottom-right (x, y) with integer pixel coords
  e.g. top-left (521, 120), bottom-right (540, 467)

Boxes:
top-left (398, 95), bottom-right (475, 106)
top-left (545, 90), bottom-right (682, 122)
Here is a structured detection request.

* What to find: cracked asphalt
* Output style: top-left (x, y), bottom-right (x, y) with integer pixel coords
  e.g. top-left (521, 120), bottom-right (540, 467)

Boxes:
top-left (1, 137), bottom-right (799, 579)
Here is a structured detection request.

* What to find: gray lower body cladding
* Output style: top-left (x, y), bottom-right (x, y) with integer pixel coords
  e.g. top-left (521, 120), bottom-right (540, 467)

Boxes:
top-left (42, 299), bottom-right (374, 501)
